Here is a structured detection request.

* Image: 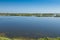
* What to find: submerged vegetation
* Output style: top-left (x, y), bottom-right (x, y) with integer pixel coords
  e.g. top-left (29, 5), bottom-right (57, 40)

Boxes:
top-left (1, 36), bottom-right (60, 40)
top-left (0, 13), bottom-right (60, 17)
top-left (0, 33), bottom-right (60, 40)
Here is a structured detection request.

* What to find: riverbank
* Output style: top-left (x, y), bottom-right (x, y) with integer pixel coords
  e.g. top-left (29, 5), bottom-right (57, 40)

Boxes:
top-left (0, 36), bottom-right (60, 40)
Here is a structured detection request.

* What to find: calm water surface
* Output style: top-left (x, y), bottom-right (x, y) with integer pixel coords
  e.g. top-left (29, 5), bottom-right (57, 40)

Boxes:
top-left (0, 16), bottom-right (60, 37)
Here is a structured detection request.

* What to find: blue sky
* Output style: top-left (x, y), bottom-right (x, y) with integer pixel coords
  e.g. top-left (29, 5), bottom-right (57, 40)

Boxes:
top-left (0, 0), bottom-right (60, 13)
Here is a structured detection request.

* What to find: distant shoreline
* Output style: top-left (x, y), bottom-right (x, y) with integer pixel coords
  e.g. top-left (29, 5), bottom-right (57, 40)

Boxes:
top-left (0, 13), bottom-right (60, 17)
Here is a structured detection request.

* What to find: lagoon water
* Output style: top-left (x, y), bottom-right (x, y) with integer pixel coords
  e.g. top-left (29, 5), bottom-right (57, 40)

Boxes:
top-left (0, 16), bottom-right (60, 37)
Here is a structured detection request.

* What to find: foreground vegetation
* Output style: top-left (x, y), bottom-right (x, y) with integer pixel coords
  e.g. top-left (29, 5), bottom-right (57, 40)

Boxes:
top-left (1, 37), bottom-right (60, 40)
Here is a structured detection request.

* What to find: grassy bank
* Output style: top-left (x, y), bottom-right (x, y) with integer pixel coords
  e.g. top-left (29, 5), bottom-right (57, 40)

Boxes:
top-left (1, 36), bottom-right (60, 40)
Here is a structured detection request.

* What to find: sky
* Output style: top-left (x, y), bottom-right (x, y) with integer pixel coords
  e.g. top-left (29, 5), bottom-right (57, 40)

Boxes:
top-left (0, 0), bottom-right (60, 13)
